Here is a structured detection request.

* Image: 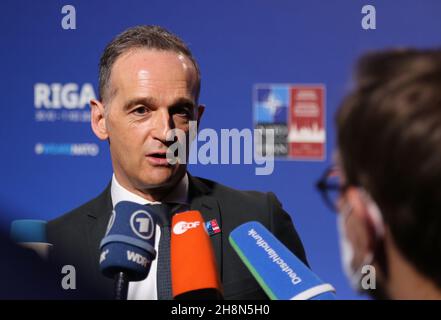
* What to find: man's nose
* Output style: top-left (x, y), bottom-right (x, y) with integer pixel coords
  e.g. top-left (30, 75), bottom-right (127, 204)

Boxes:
top-left (152, 109), bottom-right (175, 144)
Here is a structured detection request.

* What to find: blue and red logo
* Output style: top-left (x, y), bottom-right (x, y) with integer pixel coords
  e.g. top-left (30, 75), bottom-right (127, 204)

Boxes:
top-left (205, 219), bottom-right (221, 236)
top-left (254, 84), bottom-right (326, 160)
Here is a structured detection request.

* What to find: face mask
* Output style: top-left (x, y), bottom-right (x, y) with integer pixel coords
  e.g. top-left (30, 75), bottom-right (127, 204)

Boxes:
top-left (337, 212), bottom-right (373, 291)
top-left (337, 192), bottom-right (384, 292)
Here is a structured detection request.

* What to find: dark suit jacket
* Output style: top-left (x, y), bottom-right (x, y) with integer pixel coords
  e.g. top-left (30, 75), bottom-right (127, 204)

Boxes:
top-left (48, 174), bottom-right (308, 299)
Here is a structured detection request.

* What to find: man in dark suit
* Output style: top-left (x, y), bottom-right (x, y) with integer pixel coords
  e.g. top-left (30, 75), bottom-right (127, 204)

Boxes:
top-left (48, 25), bottom-right (308, 300)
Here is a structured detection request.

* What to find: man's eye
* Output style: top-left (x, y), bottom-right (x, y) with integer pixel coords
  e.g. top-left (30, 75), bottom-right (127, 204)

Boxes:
top-left (174, 108), bottom-right (191, 117)
top-left (132, 106), bottom-right (150, 115)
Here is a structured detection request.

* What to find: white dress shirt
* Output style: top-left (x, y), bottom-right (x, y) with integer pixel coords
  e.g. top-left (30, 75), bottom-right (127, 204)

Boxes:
top-left (110, 173), bottom-right (189, 300)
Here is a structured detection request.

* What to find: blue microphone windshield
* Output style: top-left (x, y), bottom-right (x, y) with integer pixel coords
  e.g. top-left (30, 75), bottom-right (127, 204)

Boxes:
top-left (99, 201), bottom-right (158, 281)
top-left (10, 220), bottom-right (48, 243)
top-left (229, 221), bottom-right (336, 300)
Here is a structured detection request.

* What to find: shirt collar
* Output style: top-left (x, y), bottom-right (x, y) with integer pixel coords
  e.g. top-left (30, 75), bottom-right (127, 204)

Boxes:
top-left (111, 173), bottom-right (189, 207)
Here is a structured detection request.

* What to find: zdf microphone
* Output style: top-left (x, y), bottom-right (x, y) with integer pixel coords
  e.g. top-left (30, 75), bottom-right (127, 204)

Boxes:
top-left (171, 210), bottom-right (223, 300)
top-left (229, 221), bottom-right (336, 300)
top-left (99, 201), bottom-right (158, 299)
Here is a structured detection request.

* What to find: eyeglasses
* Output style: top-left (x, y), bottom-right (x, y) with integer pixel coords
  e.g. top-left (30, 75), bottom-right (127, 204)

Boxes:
top-left (315, 165), bottom-right (349, 212)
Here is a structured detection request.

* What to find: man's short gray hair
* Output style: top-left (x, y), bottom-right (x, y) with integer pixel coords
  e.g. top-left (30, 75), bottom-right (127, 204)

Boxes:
top-left (98, 25), bottom-right (201, 102)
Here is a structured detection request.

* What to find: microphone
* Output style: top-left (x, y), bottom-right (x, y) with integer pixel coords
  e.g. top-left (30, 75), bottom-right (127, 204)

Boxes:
top-left (171, 210), bottom-right (223, 300)
top-left (99, 201), bottom-right (158, 300)
top-left (229, 221), bottom-right (336, 300)
top-left (10, 219), bottom-right (52, 259)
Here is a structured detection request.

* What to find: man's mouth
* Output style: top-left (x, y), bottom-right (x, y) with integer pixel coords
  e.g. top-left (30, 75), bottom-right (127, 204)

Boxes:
top-left (146, 151), bottom-right (172, 166)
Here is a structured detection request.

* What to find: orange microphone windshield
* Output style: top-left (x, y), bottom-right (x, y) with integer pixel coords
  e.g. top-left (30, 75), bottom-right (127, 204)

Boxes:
top-left (171, 210), bottom-right (222, 299)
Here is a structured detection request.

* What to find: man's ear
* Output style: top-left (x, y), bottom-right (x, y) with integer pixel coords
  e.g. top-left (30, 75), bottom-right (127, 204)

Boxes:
top-left (344, 187), bottom-right (377, 264)
top-left (90, 99), bottom-right (108, 140)
top-left (196, 104), bottom-right (205, 128)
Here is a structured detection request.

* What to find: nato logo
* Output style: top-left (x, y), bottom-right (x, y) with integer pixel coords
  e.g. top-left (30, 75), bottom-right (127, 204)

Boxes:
top-left (253, 83), bottom-right (326, 160)
top-left (254, 85), bottom-right (288, 124)
top-left (130, 210), bottom-right (155, 240)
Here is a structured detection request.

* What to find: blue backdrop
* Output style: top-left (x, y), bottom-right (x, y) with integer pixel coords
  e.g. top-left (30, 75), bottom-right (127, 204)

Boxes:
top-left (1, 0), bottom-right (441, 299)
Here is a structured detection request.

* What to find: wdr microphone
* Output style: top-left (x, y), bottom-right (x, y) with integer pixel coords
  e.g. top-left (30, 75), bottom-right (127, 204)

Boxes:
top-left (171, 210), bottom-right (223, 300)
top-left (229, 221), bottom-right (336, 300)
top-left (99, 201), bottom-right (158, 300)
top-left (10, 219), bottom-right (52, 259)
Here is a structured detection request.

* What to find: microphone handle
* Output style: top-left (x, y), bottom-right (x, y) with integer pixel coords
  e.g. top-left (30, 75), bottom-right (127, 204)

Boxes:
top-left (114, 272), bottom-right (129, 300)
top-left (174, 288), bottom-right (224, 300)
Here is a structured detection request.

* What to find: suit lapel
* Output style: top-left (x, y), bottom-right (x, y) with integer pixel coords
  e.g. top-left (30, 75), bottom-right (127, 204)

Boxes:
top-left (84, 184), bottom-right (114, 289)
top-left (188, 174), bottom-right (223, 282)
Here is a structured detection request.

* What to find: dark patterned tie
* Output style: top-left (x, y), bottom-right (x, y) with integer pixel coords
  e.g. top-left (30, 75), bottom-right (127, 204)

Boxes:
top-left (145, 203), bottom-right (175, 300)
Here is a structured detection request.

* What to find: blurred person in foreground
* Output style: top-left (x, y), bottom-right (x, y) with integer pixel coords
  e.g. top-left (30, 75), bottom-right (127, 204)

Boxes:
top-left (317, 48), bottom-right (441, 299)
